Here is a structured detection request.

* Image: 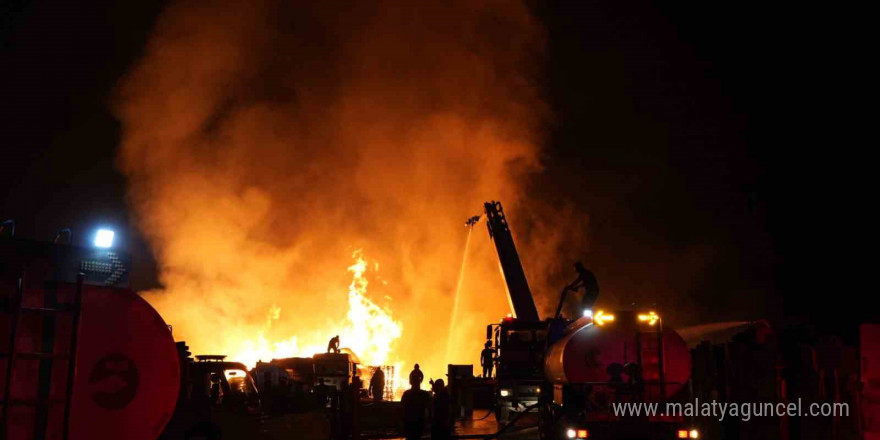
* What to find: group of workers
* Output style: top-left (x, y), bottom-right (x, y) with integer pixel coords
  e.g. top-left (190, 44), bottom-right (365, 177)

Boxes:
top-left (306, 360), bottom-right (451, 440)
top-left (327, 336), bottom-right (452, 439)
top-left (401, 364), bottom-right (452, 440)
top-left (314, 261), bottom-right (601, 439)
top-left (327, 336), bottom-right (388, 402)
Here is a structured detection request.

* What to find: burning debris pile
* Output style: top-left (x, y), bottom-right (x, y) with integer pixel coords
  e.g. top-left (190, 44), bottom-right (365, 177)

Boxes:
top-left (236, 251), bottom-right (402, 371)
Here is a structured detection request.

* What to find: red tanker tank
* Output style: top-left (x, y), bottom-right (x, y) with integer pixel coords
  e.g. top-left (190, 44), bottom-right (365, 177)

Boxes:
top-left (67, 285), bottom-right (180, 440)
top-left (545, 310), bottom-right (691, 400)
top-left (1, 238), bottom-right (179, 440)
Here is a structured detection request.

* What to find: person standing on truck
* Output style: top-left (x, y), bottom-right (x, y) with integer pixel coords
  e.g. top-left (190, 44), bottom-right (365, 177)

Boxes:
top-left (574, 262), bottom-right (600, 309)
top-left (370, 367), bottom-right (386, 402)
top-left (327, 335), bottom-right (340, 353)
top-left (480, 342), bottom-right (495, 378)
top-left (409, 364), bottom-right (424, 389)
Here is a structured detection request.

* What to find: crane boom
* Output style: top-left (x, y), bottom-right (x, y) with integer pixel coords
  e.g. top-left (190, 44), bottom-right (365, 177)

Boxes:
top-left (482, 201), bottom-right (540, 322)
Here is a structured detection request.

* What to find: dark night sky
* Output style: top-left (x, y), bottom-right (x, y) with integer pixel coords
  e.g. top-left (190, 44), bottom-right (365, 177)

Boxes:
top-left (0, 1), bottom-right (870, 338)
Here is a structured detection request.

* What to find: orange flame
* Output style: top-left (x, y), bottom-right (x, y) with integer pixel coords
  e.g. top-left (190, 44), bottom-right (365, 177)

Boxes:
top-left (342, 251), bottom-right (403, 366)
top-left (232, 251), bottom-right (404, 376)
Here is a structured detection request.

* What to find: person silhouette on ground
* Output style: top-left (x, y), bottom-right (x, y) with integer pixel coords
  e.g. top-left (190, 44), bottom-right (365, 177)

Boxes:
top-left (409, 364), bottom-right (424, 388)
top-left (370, 367), bottom-right (386, 402)
top-left (401, 374), bottom-right (431, 440)
top-left (431, 379), bottom-right (452, 440)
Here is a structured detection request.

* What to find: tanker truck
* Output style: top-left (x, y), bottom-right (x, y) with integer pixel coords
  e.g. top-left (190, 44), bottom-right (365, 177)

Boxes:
top-left (1, 229), bottom-right (261, 440)
top-left (473, 201), bottom-right (701, 439)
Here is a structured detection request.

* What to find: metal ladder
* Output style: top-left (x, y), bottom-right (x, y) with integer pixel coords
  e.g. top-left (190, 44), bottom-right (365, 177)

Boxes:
top-left (636, 328), bottom-right (666, 400)
top-left (1, 269), bottom-right (84, 440)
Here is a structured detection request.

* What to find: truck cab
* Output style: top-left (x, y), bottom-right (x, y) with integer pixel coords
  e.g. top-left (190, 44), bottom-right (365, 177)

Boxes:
top-left (313, 352), bottom-right (358, 391)
top-left (489, 317), bottom-right (550, 420)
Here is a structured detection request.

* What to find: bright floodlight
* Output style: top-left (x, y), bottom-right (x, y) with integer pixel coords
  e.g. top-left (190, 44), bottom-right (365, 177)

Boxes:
top-left (583, 309), bottom-right (593, 318)
top-left (94, 229), bottom-right (115, 248)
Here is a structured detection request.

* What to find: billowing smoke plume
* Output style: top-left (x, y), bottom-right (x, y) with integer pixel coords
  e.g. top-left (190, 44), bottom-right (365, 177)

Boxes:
top-left (115, 0), bottom-right (564, 376)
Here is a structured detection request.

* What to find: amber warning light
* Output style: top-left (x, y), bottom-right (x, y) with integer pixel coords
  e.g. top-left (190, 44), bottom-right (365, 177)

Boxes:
top-left (637, 311), bottom-right (660, 326)
top-left (594, 310), bottom-right (615, 326)
top-left (565, 428), bottom-right (589, 439)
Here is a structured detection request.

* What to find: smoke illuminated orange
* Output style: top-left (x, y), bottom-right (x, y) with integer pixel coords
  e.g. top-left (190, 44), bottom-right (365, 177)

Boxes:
top-left (114, 0), bottom-right (582, 385)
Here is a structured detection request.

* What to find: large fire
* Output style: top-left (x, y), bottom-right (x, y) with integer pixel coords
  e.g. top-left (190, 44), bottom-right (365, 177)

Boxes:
top-left (115, 0), bottom-right (584, 389)
top-left (233, 251), bottom-right (404, 372)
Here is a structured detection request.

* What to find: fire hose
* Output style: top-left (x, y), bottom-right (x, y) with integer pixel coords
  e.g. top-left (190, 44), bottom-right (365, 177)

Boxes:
top-left (452, 402), bottom-right (541, 439)
top-left (470, 407), bottom-right (495, 421)
top-left (357, 403), bottom-right (541, 440)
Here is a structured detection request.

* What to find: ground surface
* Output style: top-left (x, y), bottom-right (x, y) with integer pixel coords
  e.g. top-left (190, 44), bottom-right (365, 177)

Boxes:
top-left (257, 408), bottom-right (539, 440)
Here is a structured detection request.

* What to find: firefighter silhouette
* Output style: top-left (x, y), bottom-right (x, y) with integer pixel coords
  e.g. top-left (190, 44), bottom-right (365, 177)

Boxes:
top-left (573, 262), bottom-right (600, 309)
top-left (409, 364), bottom-right (424, 389)
top-left (606, 362), bottom-right (625, 404)
top-left (327, 335), bottom-right (340, 353)
top-left (370, 367), bottom-right (386, 402)
top-left (623, 363), bottom-right (645, 398)
top-left (480, 342), bottom-right (495, 378)
top-left (607, 363), bottom-right (625, 389)
top-left (431, 379), bottom-right (452, 440)
top-left (401, 373), bottom-right (431, 440)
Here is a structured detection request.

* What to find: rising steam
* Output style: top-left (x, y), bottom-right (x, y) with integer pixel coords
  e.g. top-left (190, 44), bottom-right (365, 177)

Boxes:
top-left (114, 0), bottom-right (560, 377)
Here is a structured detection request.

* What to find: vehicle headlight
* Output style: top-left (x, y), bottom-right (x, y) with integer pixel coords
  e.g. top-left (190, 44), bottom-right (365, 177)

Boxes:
top-left (566, 429), bottom-right (576, 439)
top-left (689, 429), bottom-right (699, 439)
top-left (500, 389), bottom-right (511, 397)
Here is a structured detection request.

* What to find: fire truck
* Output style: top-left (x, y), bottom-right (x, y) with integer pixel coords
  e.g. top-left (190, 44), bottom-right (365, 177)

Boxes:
top-left (473, 201), bottom-right (700, 440)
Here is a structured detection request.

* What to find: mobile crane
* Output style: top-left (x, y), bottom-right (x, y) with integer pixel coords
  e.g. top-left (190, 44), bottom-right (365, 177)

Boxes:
top-left (471, 201), bottom-right (698, 440)
top-left (471, 201), bottom-right (549, 421)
